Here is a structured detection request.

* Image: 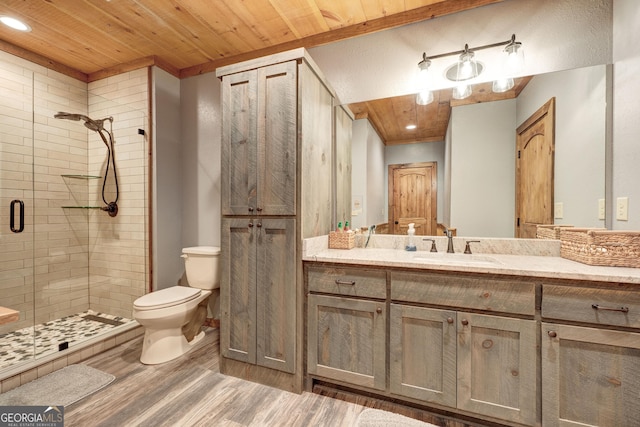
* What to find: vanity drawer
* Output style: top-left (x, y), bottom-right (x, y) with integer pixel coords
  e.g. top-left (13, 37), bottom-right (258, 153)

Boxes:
top-left (307, 266), bottom-right (386, 299)
top-left (391, 271), bottom-right (535, 316)
top-left (542, 285), bottom-right (640, 328)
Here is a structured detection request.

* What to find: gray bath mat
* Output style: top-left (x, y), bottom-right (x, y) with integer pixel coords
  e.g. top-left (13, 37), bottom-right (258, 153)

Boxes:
top-left (0, 364), bottom-right (114, 406)
top-left (356, 408), bottom-right (440, 427)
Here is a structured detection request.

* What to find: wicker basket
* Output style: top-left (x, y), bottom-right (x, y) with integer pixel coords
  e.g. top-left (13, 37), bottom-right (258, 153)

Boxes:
top-left (536, 224), bottom-right (574, 240)
top-left (328, 231), bottom-right (355, 249)
top-left (560, 228), bottom-right (640, 268)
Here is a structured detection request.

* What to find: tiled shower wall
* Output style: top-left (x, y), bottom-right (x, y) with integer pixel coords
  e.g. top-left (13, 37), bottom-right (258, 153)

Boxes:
top-left (0, 50), bottom-right (149, 333)
top-left (86, 70), bottom-right (149, 318)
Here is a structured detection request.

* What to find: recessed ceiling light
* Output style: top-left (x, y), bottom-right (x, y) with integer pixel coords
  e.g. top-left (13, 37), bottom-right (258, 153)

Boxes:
top-left (0, 16), bottom-right (32, 32)
top-left (405, 124), bottom-right (417, 130)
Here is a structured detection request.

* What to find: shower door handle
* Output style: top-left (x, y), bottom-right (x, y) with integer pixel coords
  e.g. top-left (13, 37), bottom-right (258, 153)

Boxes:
top-left (10, 199), bottom-right (25, 233)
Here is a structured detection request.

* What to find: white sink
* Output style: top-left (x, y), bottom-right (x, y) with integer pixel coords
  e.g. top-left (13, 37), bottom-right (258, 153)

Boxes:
top-left (413, 252), bottom-right (502, 267)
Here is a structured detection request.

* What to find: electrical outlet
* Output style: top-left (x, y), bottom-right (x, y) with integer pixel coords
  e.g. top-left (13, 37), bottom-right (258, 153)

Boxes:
top-left (598, 199), bottom-right (605, 220)
top-left (617, 197), bottom-right (629, 221)
top-left (554, 202), bottom-right (564, 219)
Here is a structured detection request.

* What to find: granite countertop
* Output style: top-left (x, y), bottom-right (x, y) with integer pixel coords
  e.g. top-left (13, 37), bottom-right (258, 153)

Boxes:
top-left (302, 235), bottom-right (640, 285)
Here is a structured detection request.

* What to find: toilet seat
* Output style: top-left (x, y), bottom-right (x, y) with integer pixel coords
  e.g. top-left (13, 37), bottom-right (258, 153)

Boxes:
top-left (134, 286), bottom-right (201, 311)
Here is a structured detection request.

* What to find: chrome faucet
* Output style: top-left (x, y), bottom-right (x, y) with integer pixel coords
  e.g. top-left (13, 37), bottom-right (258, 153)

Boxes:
top-left (444, 229), bottom-right (454, 253)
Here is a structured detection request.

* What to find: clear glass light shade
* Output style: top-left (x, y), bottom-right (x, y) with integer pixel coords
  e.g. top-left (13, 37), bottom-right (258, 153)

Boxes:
top-left (416, 58), bottom-right (434, 105)
top-left (416, 90), bottom-right (434, 105)
top-left (492, 77), bottom-right (514, 93)
top-left (456, 50), bottom-right (480, 81)
top-left (452, 83), bottom-right (472, 100)
top-left (504, 42), bottom-right (525, 75)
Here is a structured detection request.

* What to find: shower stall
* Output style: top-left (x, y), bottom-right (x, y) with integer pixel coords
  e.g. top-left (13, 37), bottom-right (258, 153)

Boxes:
top-left (0, 64), bottom-right (149, 375)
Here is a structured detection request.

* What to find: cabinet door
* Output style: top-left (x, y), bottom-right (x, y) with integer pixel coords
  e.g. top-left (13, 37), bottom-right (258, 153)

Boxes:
top-left (307, 294), bottom-right (386, 390)
top-left (256, 61), bottom-right (297, 216)
top-left (221, 218), bottom-right (257, 364)
top-left (542, 323), bottom-right (640, 426)
top-left (256, 218), bottom-right (296, 373)
top-left (221, 70), bottom-right (258, 215)
top-left (389, 304), bottom-right (456, 407)
top-left (457, 313), bottom-right (537, 425)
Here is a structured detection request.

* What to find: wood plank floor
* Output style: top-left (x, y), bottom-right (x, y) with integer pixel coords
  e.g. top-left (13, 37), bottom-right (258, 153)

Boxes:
top-left (64, 327), bottom-right (424, 426)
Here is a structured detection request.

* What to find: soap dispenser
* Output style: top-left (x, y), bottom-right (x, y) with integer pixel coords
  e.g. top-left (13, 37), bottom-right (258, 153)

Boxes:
top-left (405, 223), bottom-right (417, 251)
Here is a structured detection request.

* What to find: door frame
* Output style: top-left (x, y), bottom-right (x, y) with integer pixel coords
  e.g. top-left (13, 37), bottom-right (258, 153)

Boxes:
top-left (515, 98), bottom-right (555, 238)
top-left (388, 161), bottom-right (438, 235)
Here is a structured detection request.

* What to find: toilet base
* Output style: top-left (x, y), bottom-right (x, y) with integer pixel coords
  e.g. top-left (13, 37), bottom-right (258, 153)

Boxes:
top-left (139, 327), bottom-right (205, 365)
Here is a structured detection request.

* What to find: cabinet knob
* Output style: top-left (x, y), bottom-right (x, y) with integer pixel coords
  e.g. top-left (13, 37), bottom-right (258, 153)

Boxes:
top-left (248, 207), bottom-right (254, 212)
top-left (461, 319), bottom-right (469, 326)
top-left (548, 330), bottom-right (557, 338)
top-left (256, 207), bottom-right (263, 212)
top-left (447, 317), bottom-right (454, 324)
top-left (256, 222), bottom-right (262, 228)
top-left (376, 307), bottom-right (382, 314)
top-left (248, 222), bottom-right (254, 228)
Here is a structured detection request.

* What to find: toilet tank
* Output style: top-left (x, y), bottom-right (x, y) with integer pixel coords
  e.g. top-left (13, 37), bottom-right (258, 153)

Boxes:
top-left (181, 246), bottom-right (221, 290)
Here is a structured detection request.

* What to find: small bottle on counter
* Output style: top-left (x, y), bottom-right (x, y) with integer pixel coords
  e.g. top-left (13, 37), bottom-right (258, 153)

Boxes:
top-left (405, 223), bottom-right (417, 251)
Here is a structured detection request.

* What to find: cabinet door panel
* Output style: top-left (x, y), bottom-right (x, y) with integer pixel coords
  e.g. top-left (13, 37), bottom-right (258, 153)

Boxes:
top-left (256, 218), bottom-right (296, 373)
top-left (542, 323), bottom-right (640, 426)
top-left (308, 294), bottom-right (386, 390)
top-left (390, 304), bottom-right (456, 407)
top-left (257, 61), bottom-right (297, 215)
top-left (221, 218), bottom-right (257, 363)
top-left (457, 313), bottom-right (537, 425)
top-left (221, 70), bottom-right (258, 215)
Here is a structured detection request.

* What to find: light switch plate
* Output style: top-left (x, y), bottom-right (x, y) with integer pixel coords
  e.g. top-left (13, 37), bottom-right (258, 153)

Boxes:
top-left (617, 197), bottom-right (629, 221)
top-left (554, 202), bottom-right (564, 219)
top-left (598, 199), bottom-right (605, 220)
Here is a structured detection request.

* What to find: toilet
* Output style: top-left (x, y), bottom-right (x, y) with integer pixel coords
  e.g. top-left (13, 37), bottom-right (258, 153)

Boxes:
top-left (133, 246), bottom-right (220, 364)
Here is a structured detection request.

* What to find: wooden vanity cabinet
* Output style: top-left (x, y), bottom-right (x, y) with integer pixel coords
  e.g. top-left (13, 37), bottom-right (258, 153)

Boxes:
top-left (541, 285), bottom-right (640, 426)
top-left (390, 271), bottom-right (538, 426)
top-left (307, 266), bottom-right (387, 390)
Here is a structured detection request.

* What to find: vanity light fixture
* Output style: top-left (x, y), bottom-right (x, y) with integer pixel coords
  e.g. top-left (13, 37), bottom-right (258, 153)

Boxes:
top-left (416, 55), bottom-right (434, 105)
top-left (417, 34), bottom-right (524, 102)
top-left (0, 16), bottom-right (32, 32)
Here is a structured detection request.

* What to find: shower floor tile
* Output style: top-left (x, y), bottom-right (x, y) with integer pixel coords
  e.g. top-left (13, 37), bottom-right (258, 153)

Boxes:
top-left (0, 310), bottom-right (133, 371)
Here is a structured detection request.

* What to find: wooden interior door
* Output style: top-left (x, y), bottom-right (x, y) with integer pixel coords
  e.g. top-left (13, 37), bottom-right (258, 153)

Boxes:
top-left (389, 162), bottom-right (437, 236)
top-left (516, 98), bottom-right (555, 238)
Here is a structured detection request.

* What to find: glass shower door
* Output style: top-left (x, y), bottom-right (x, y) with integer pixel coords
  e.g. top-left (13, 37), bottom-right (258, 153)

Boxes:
top-left (0, 68), bottom-right (36, 370)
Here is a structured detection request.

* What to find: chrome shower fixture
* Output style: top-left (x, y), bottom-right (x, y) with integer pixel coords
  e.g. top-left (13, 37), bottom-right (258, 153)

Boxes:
top-left (55, 111), bottom-right (119, 217)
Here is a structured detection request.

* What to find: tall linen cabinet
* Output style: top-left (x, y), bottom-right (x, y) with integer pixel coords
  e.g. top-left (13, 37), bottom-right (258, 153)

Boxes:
top-left (217, 49), bottom-right (337, 392)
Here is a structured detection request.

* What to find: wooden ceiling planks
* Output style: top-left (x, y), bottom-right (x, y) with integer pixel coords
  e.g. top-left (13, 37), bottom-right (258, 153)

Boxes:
top-left (0, 0), bottom-right (505, 77)
top-left (347, 76), bottom-right (532, 146)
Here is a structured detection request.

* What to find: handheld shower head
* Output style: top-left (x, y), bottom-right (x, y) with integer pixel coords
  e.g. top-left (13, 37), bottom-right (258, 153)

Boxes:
top-left (54, 111), bottom-right (112, 133)
top-left (54, 112), bottom-right (89, 121)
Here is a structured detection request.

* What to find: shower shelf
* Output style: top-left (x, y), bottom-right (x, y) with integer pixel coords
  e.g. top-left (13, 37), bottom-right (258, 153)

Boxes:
top-left (61, 174), bottom-right (102, 179)
top-left (61, 174), bottom-right (103, 209)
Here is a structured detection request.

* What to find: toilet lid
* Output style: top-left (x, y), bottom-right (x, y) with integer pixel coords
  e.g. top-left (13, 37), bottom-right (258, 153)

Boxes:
top-left (182, 246), bottom-right (220, 256)
top-left (134, 286), bottom-right (201, 310)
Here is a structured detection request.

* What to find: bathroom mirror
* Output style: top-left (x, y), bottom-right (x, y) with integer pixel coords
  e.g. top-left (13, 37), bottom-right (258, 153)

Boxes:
top-left (345, 64), bottom-right (610, 238)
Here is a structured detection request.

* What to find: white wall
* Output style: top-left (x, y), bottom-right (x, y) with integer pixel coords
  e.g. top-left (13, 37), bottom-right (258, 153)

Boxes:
top-left (612, 0), bottom-right (640, 230)
top-left (351, 119), bottom-right (386, 229)
top-left (152, 68), bottom-right (182, 290)
top-left (517, 65), bottom-right (607, 229)
top-left (450, 99), bottom-right (516, 237)
top-left (309, 0), bottom-right (611, 105)
top-left (180, 73), bottom-right (222, 247)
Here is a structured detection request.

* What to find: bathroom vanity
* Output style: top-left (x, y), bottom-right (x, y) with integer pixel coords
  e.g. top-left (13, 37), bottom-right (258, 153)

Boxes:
top-left (303, 236), bottom-right (640, 427)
